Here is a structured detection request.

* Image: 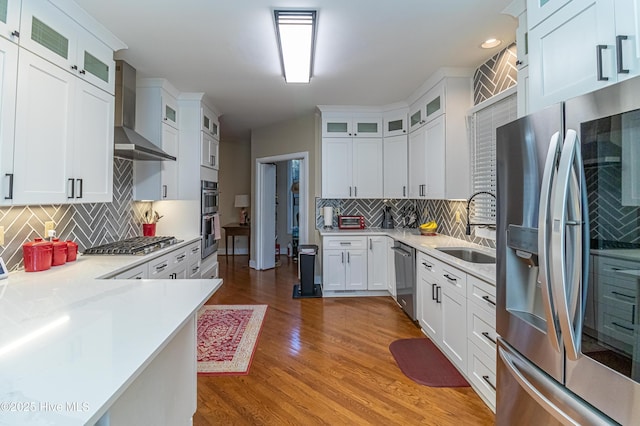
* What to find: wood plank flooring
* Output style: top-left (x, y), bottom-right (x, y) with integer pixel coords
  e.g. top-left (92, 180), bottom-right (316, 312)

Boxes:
top-left (194, 255), bottom-right (494, 425)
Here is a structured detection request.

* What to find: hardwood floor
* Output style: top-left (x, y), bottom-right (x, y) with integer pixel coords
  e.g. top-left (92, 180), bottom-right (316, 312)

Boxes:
top-left (194, 255), bottom-right (495, 425)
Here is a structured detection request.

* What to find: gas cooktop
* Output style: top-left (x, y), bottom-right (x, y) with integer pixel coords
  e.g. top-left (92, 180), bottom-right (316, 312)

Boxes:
top-left (83, 236), bottom-right (179, 255)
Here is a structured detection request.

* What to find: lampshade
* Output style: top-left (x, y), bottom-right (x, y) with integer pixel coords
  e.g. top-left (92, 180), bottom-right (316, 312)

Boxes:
top-left (234, 194), bottom-right (250, 208)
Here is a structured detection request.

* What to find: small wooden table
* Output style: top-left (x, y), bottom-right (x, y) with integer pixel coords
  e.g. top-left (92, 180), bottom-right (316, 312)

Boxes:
top-left (222, 223), bottom-right (251, 262)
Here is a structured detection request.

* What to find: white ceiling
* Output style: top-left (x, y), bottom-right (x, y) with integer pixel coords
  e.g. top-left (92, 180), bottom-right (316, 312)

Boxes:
top-left (74, 0), bottom-right (517, 140)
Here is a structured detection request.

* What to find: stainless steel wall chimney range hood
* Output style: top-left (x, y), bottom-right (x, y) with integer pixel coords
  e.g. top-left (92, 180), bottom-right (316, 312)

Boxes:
top-left (113, 60), bottom-right (176, 161)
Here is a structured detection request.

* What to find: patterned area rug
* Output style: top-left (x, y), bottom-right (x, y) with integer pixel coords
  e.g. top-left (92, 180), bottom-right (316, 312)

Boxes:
top-left (197, 304), bottom-right (268, 375)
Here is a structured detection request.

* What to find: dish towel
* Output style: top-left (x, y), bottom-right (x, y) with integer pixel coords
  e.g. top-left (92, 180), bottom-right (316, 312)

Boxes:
top-left (213, 213), bottom-right (221, 241)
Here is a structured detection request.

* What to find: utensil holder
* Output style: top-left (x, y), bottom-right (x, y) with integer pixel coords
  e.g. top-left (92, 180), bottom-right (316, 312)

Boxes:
top-left (143, 223), bottom-right (156, 236)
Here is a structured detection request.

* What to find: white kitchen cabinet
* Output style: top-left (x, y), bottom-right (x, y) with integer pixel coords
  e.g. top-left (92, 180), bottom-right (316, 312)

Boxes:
top-left (322, 136), bottom-right (383, 198)
top-left (13, 49), bottom-right (113, 204)
top-left (386, 238), bottom-right (396, 298)
top-left (200, 252), bottom-right (218, 279)
top-left (322, 237), bottom-right (368, 291)
top-left (201, 104), bottom-right (219, 138)
top-left (383, 134), bottom-right (408, 198)
top-left (113, 263), bottom-right (148, 280)
top-left (321, 113), bottom-right (382, 138)
top-left (515, 7), bottom-right (529, 69)
top-left (408, 77), bottom-right (471, 200)
top-left (201, 131), bottom-right (219, 170)
top-left (134, 79), bottom-right (181, 201)
top-left (383, 109), bottom-right (408, 137)
top-left (526, 0), bottom-right (572, 29)
top-left (528, 0), bottom-right (639, 112)
top-left (466, 275), bottom-right (497, 410)
top-left (20, 0), bottom-right (116, 94)
top-left (409, 81), bottom-right (447, 133)
top-left (0, 36), bottom-right (17, 205)
top-left (0, 0), bottom-right (20, 42)
top-left (440, 263), bottom-right (467, 371)
top-left (367, 236), bottom-right (389, 290)
top-left (408, 115), bottom-right (446, 199)
top-left (417, 252), bottom-right (442, 341)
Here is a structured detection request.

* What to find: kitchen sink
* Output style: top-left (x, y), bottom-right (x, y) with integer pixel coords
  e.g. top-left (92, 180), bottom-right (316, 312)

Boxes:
top-left (436, 247), bottom-right (496, 264)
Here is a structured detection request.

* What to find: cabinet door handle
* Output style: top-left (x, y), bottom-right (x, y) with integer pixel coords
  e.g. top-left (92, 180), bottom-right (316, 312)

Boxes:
top-left (11, 30), bottom-right (19, 38)
top-left (482, 375), bottom-right (496, 391)
top-left (443, 274), bottom-right (457, 282)
top-left (481, 331), bottom-right (497, 345)
top-left (76, 179), bottom-right (83, 199)
top-left (422, 261), bottom-right (433, 271)
top-left (436, 285), bottom-right (441, 304)
top-left (67, 178), bottom-right (75, 198)
top-left (515, 59), bottom-right (523, 66)
top-left (482, 295), bottom-right (496, 306)
top-left (432, 283), bottom-right (437, 300)
top-left (155, 263), bottom-right (168, 271)
top-left (612, 321), bottom-right (634, 332)
top-left (612, 291), bottom-right (634, 301)
top-left (163, 185), bottom-right (168, 198)
top-left (596, 45), bottom-right (609, 81)
top-left (616, 35), bottom-right (630, 74)
top-left (212, 155), bottom-right (216, 165)
top-left (347, 252), bottom-right (350, 263)
top-left (403, 186), bottom-right (406, 197)
top-left (176, 254), bottom-right (186, 261)
top-left (4, 173), bottom-right (13, 200)
top-left (79, 69), bottom-right (86, 75)
top-left (341, 252), bottom-right (344, 263)
top-left (354, 187), bottom-right (357, 197)
top-left (71, 65), bottom-right (78, 71)
top-left (369, 239), bottom-right (372, 250)
top-left (349, 186), bottom-right (352, 197)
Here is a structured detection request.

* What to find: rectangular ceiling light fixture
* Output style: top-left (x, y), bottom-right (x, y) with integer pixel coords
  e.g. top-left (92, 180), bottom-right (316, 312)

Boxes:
top-left (274, 10), bottom-right (317, 84)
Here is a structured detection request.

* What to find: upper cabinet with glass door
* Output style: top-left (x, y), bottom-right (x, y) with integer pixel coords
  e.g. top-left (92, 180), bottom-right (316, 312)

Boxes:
top-left (321, 113), bottom-right (382, 138)
top-left (383, 108), bottom-right (408, 137)
top-left (0, 0), bottom-right (21, 43)
top-left (409, 80), bottom-right (446, 132)
top-left (19, 0), bottom-right (116, 94)
top-left (162, 91), bottom-right (179, 129)
top-left (202, 104), bottom-right (219, 139)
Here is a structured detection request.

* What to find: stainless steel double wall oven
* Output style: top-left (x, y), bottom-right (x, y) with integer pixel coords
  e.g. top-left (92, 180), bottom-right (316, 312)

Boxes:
top-left (201, 180), bottom-right (219, 259)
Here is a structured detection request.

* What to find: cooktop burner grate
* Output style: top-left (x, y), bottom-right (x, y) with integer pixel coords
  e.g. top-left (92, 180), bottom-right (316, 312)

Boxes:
top-left (83, 236), bottom-right (178, 255)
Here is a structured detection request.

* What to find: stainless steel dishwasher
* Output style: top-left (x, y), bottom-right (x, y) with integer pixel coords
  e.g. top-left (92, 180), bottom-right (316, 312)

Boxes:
top-left (391, 241), bottom-right (416, 321)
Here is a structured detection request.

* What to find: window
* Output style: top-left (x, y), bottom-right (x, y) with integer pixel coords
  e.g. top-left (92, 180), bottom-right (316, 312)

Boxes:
top-left (470, 90), bottom-right (517, 224)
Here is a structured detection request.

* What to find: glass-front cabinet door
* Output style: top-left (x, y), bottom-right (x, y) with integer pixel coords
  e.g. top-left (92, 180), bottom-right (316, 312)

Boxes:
top-left (0, 0), bottom-right (21, 42)
top-left (526, 0), bottom-right (573, 28)
top-left (383, 109), bottom-right (408, 137)
top-left (78, 35), bottom-right (115, 94)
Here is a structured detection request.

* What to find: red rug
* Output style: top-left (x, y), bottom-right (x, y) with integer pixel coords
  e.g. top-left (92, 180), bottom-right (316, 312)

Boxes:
top-left (389, 338), bottom-right (469, 387)
top-left (197, 304), bottom-right (267, 375)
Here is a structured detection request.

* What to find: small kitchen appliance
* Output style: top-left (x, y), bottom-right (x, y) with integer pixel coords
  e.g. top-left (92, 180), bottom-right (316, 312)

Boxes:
top-left (381, 206), bottom-right (394, 229)
top-left (338, 215), bottom-right (365, 229)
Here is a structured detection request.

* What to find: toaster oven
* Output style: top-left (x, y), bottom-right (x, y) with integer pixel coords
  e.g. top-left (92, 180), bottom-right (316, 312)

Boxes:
top-left (338, 215), bottom-right (365, 229)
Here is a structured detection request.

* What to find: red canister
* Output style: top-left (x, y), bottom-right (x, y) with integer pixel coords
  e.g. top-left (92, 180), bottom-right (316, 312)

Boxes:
top-left (66, 240), bottom-right (78, 262)
top-left (23, 238), bottom-right (53, 272)
top-left (51, 238), bottom-right (67, 266)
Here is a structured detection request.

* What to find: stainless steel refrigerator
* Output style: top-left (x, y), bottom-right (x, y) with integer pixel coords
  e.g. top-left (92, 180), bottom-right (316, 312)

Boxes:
top-left (496, 76), bottom-right (640, 425)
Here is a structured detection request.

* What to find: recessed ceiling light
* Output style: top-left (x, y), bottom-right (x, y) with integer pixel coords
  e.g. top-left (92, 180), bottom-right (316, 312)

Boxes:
top-left (274, 10), bottom-right (318, 84)
top-left (481, 38), bottom-right (502, 49)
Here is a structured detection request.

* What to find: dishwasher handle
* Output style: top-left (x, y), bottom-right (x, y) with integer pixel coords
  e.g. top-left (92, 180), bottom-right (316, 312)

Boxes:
top-left (390, 246), bottom-right (412, 257)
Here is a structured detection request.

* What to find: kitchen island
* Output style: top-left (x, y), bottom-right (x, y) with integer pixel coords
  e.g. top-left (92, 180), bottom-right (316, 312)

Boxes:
top-left (0, 252), bottom-right (222, 425)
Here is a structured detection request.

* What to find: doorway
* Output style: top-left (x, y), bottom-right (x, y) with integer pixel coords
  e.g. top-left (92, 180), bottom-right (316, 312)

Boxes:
top-left (254, 152), bottom-right (308, 270)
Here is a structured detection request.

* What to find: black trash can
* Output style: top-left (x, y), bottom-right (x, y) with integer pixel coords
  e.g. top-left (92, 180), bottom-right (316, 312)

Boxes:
top-left (293, 244), bottom-right (322, 299)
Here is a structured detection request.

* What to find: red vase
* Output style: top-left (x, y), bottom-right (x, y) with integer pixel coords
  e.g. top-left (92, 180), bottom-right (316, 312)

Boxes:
top-left (143, 223), bottom-right (156, 236)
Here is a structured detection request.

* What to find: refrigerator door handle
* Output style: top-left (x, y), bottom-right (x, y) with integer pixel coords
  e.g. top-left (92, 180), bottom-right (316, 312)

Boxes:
top-left (498, 341), bottom-right (613, 426)
top-left (538, 131), bottom-right (562, 353)
top-left (550, 129), bottom-right (583, 361)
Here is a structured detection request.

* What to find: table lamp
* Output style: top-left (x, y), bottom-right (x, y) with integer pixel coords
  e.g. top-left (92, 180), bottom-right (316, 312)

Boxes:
top-left (235, 194), bottom-right (250, 225)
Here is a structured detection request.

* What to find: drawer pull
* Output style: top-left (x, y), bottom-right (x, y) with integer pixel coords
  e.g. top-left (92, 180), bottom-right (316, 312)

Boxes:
top-left (340, 242), bottom-right (352, 246)
top-left (612, 291), bottom-right (634, 301)
top-left (192, 247), bottom-right (200, 253)
top-left (481, 331), bottom-right (497, 345)
top-left (155, 263), bottom-right (168, 271)
top-left (612, 321), bottom-right (634, 332)
top-left (176, 254), bottom-right (187, 261)
top-left (443, 274), bottom-right (457, 282)
top-left (482, 295), bottom-right (496, 306)
top-left (422, 261), bottom-right (433, 270)
top-left (482, 375), bottom-right (496, 391)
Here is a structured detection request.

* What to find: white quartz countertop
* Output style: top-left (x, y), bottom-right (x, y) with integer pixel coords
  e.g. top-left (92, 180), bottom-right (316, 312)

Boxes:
top-left (0, 236), bottom-right (222, 426)
top-left (591, 249), bottom-right (640, 262)
top-left (319, 228), bottom-right (496, 284)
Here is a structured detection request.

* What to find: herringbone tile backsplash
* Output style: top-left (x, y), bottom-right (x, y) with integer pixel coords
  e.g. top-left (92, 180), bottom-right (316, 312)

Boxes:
top-left (0, 159), bottom-right (151, 271)
top-left (316, 198), bottom-right (496, 248)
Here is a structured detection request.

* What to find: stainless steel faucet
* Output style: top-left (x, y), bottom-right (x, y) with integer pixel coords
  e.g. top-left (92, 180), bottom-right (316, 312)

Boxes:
top-left (465, 191), bottom-right (496, 235)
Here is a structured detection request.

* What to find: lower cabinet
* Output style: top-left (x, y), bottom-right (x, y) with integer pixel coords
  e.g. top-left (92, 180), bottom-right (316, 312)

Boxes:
top-left (109, 241), bottom-right (202, 280)
top-left (416, 250), bottom-right (496, 411)
top-left (322, 235), bottom-right (396, 293)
